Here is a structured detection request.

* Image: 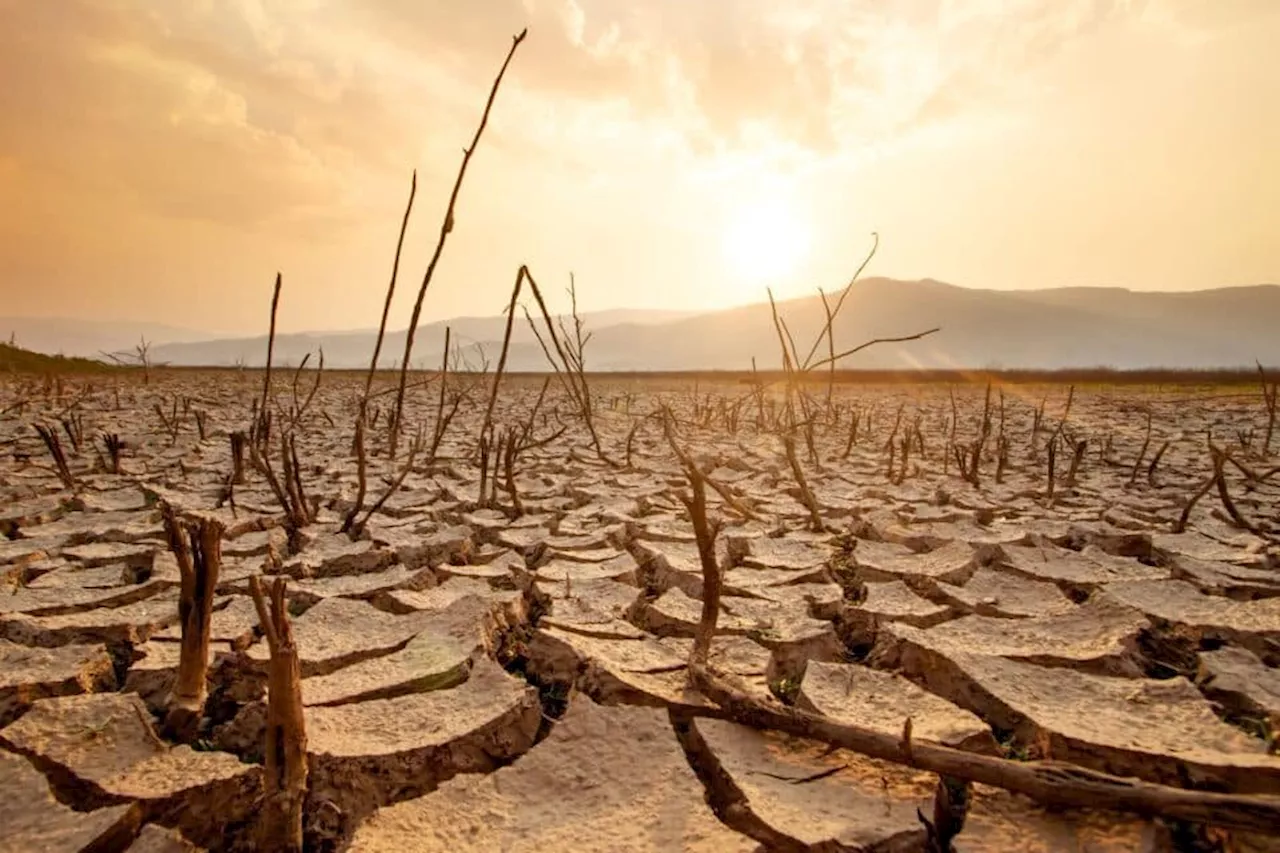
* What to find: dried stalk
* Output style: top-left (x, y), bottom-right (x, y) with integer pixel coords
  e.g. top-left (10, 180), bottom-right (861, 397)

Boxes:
top-left (479, 267), bottom-right (525, 445)
top-left (1260, 362), bottom-right (1277, 456)
top-left (356, 169), bottom-right (418, 446)
top-left (341, 417), bottom-right (367, 535)
top-left (783, 432), bottom-right (824, 532)
top-left (1148, 440), bottom-right (1170, 485)
top-left (1173, 455), bottom-right (1223, 534)
top-left (1064, 439), bottom-right (1088, 486)
top-left (662, 415), bottom-right (722, 666)
top-left (1129, 409), bottom-right (1153, 486)
top-left (230, 431), bottom-right (247, 485)
top-left (352, 425), bottom-right (425, 538)
top-left (520, 267), bottom-right (611, 462)
top-left (101, 432), bottom-right (123, 474)
top-left (255, 273), bottom-right (283, 448)
top-left (33, 423), bottom-right (75, 488)
top-left (285, 349), bottom-right (324, 431)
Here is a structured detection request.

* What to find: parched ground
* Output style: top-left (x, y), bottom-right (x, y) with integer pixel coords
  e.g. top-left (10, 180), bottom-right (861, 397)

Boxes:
top-left (1, 370), bottom-right (1278, 852)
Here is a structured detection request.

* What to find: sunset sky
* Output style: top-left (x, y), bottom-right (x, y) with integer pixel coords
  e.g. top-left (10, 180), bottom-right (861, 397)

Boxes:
top-left (0, 0), bottom-right (1275, 336)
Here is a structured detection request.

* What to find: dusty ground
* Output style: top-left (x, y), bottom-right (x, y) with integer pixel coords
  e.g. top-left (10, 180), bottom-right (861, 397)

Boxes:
top-left (1, 370), bottom-right (1278, 852)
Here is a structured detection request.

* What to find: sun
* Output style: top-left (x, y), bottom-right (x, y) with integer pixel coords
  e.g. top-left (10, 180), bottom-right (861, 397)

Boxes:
top-left (721, 199), bottom-right (812, 287)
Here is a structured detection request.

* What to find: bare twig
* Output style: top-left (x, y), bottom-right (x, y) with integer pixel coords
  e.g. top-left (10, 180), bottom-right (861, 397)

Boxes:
top-left (390, 30), bottom-right (527, 451)
top-left (662, 412), bottom-right (722, 666)
top-left (357, 169), bottom-right (418, 437)
top-left (255, 273), bottom-right (283, 448)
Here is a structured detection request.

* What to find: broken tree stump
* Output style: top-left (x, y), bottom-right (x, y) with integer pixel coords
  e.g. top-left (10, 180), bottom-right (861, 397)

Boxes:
top-left (161, 506), bottom-right (224, 743)
top-left (250, 575), bottom-right (308, 853)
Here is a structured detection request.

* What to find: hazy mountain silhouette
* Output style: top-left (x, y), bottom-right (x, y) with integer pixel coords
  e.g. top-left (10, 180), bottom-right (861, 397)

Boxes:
top-left (0, 317), bottom-right (214, 359)
top-left (145, 307), bottom-right (700, 370)
top-left (18, 281), bottom-right (1280, 371)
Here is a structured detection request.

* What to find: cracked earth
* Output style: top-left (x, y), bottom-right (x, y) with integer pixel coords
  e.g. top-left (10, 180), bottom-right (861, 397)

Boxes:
top-left (2, 373), bottom-right (1278, 852)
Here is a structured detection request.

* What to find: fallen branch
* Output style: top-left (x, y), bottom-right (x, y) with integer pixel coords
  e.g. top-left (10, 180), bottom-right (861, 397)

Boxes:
top-left (683, 664), bottom-right (1280, 835)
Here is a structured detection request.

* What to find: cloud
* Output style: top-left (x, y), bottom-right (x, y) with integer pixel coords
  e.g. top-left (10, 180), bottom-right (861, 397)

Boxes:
top-left (0, 0), bottom-right (1190, 232)
top-left (1, 0), bottom-right (1274, 334)
top-left (0, 0), bottom-right (413, 231)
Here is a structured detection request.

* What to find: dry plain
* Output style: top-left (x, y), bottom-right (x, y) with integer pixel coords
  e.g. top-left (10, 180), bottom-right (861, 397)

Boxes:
top-left (2, 369), bottom-right (1279, 852)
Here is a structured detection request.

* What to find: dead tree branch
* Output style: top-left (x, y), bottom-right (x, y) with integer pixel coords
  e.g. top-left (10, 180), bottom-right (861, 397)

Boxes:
top-left (682, 665), bottom-right (1280, 836)
top-left (389, 29), bottom-right (527, 452)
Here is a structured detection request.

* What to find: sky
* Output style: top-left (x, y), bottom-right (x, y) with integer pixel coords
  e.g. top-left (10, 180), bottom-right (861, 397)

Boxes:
top-left (0, 0), bottom-right (1276, 336)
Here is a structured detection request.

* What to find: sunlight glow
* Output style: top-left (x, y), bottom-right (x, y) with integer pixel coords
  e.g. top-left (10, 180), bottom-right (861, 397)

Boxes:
top-left (720, 198), bottom-right (812, 286)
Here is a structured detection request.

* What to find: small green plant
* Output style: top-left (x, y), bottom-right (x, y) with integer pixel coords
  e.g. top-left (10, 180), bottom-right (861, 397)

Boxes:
top-left (78, 719), bottom-right (113, 741)
top-left (997, 733), bottom-right (1031, 762)
top-left (1235, 715), bottom-right (1277, 754)
top-left (769, 675), bottom-right (801, 704)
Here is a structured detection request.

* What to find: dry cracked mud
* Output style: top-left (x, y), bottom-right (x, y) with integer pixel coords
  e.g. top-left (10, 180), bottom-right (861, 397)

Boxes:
top-left (2, 373), bottom-right (1279, 851)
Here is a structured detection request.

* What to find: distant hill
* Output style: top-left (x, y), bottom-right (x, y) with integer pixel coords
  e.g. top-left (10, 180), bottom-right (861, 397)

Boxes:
top-left (147, 307), bottom-right (702, 370)
top-left (146, 280), bottom-right (1280, 371)
top-left (15, 281), bottom-right (1280, 371)
top-left (0, 317), bottom-right (215, 359)
top-left (0, 342), bottom-right (111, 374)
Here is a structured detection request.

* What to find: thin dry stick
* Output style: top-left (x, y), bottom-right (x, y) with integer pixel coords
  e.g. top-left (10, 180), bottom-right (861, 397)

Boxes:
top-left (285, 349), bottom-right (324, 430)
top-left (102, 432), bottom-right (123, 475)
top-left (33, 423), bottom-right (74, 488)
top-left (1128, 409), bottom-right (1153, 486)
top-left (502, 427), bottom-right (524, 517)
top-left (966, 383), bottom-right (992, 486)
top-left (390, 30), bottom-right (527, 450)
top-left (662, 417), bottom-right (722, 666)
top-left (1148, 440), bottom-right (1170, 484)
top-left (230, 431), bottom-right (247, 485)
top-left (358, 170), bottom-right (418, 431)
top-left (428, 327), bottom-right (453, 458)
top-left (479, 267), bottom-right (525, 444)
top-left (1259, 361), bottom-right (1277, 455)
top-left (783, 432), bottom-right (824, 531)
top-left (256, 273), bottom-right (283, 446)
top-left (805, 328), bottom-right (941, 373)
top-left (819, 289), bottom-right (838, 410)
top-left (946, 386), bottom-right (958, 476)
top-left (1213, 450), bottom-right (1268, 535)
top-left (520, 266), bottom-right (612, 462)
top-left (250, 576), bottom-right (307, 853)
top-left (1173, 458), bottom-right (1222, 534)
top-left (800, 232), bottom-right (880, 371)
top-left (765, 288), bottom-right (799, 424)
top-left (1050, 384), bottom-right (1075, 447)
top-left (663, 413), bottom-right (762, 520)
top-left (995, 391), bottom-right (1008, 484)
top-left (354, 425), bottom-right (426, 537)
top-left (340, 417), bottom-right (366, 534)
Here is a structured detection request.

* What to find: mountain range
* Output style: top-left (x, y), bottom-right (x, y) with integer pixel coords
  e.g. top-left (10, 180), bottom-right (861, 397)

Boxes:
top-left (8, 280), bottom-right (1279, 371)
top-left (0, 317), bottom-right (215, 361)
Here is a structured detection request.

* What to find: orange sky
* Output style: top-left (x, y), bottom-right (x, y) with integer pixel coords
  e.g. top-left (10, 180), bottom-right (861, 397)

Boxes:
top-left (0, 0), bottom-right (1275, 335)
